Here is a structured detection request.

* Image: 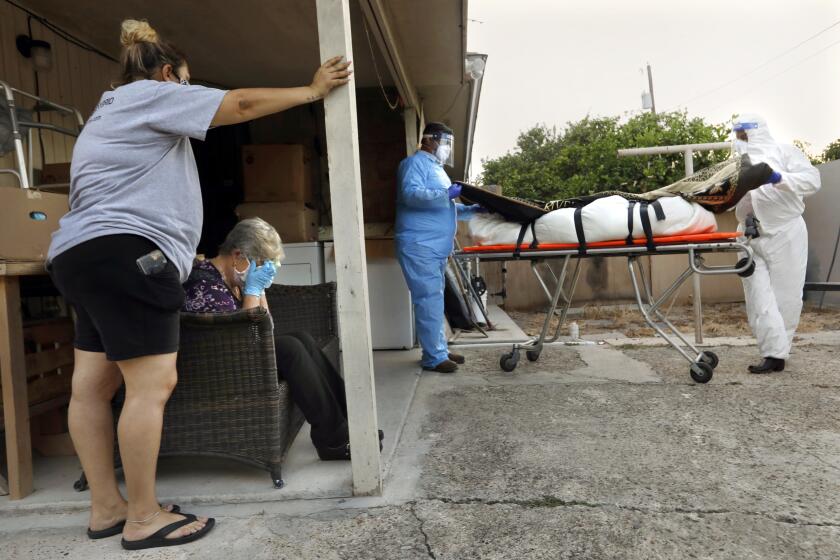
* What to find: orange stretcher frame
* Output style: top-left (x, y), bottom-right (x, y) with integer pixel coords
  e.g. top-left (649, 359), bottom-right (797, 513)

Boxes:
top-left (462, 231), bottom-right (741, 253)
top-left (452, 231), bottom-right (753, 383)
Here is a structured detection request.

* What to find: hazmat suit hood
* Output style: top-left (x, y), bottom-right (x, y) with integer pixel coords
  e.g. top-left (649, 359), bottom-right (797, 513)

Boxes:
top-left (730, 110), bottom-right (820, 235)
top-left (732, 113), bottom-right (785, 171)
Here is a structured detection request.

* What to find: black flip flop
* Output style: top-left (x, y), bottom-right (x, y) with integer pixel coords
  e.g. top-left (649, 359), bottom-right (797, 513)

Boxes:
top-left (87, 520), bottom-right (125, 540)
top-left (87, 504), bottom-right (181, 540)
top-left (121, 513), bottom-right (215, 551)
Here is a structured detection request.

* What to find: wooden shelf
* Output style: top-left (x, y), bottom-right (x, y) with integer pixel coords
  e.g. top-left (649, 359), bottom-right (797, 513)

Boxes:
top-left (0, 260), bottom-right (47, 277)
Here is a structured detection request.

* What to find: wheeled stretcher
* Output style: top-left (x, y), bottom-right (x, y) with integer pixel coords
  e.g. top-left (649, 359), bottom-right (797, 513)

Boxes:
top-left (454, 232), bottom-right (753, 383)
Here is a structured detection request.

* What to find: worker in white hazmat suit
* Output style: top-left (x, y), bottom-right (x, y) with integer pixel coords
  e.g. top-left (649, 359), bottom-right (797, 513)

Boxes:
top-left (732, 113), bottom-right (821, 373)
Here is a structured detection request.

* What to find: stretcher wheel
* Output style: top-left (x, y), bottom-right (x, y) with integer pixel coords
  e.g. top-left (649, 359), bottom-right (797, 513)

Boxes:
top-left (689, 361), bottom-right (714, 384)
top-left (526, 350), bottom-right (541, 362)
top-left (736, 257), bottom-right (756, 278)
top-left (699, 351), bottom-right (719, 369)
top-left (500, 350), bottom-right (519, 372)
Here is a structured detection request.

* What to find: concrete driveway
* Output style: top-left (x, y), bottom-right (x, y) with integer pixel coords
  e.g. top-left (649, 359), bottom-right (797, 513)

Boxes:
top-left (3, 337), bottom-right (839, 559)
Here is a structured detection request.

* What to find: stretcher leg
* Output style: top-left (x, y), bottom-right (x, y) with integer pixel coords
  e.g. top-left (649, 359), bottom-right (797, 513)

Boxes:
top-left (627, 257), bottom-right (714, 383)
top-left (637, 260), bottom-right (717, 372)
top-left (460, 255), bottom-right (493, 329)
top-left (636, 258), bottom-right (701, 353)
top-left (450, 255), bottom-right (490, 337)
top-left (499, 257), bottom-right (581, 372)
top-left (544, 259), bottom-right (582, 344)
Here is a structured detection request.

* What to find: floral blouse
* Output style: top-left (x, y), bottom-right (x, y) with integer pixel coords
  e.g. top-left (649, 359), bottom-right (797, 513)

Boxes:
top-left (182, 259), bottom-right (240, 313)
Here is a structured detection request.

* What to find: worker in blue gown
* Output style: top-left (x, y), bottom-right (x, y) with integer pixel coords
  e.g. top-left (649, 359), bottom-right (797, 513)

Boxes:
top-left (395, 122), bottom-right (484, 373)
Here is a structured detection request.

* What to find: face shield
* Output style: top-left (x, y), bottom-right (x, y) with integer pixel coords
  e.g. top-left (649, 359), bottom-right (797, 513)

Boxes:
top-left (424, 132), bottom-right (455, 167)
top-left (732, 120), bottom-right (758, 140)
top-left (731, 121), bottom-right (757, 155)
top-left (730, 114), bottom-right (777, 162)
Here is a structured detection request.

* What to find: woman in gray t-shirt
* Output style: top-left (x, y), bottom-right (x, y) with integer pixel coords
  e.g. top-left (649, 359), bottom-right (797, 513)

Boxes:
top-left (47, 19), bottom-right (351, 551)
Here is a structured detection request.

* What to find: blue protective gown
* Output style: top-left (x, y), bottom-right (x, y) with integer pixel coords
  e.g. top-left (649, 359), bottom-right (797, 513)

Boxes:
top-left (395, 150), bottom-right (480, 368)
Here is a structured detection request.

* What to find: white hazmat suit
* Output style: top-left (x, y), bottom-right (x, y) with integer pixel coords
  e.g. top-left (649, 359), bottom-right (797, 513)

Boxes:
top-left (733, 114), bottom-right (820, 363)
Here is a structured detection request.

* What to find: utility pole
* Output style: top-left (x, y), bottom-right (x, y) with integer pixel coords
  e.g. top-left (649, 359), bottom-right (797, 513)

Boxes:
top-left (646, 63), bottom-right (656, 115)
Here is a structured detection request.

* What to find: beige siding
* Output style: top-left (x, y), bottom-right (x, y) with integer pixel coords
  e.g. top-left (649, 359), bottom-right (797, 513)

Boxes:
top-left (0, 3), bottom-right (118, 187)
top-left (499, 256), bottom-right (651, 311)
top-left (650, 211), bottom-right (745, 305)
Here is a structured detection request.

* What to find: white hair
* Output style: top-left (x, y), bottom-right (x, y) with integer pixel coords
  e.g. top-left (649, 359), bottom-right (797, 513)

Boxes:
top-left (219, 217), bottom-right (284, 263)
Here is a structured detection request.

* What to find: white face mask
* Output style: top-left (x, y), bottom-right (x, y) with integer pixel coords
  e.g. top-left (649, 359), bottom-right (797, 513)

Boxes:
top-left (435, 144), bottom-right (452, 165)
top-left (232, 256), bottom-right (250, 286)
top-left (733, 139), bottom-right (749, 155)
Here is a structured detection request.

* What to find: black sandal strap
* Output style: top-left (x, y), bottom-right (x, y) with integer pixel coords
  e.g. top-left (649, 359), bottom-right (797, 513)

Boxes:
top-left (126, 514), bottom-right (197, 544)
top-left (146, 514), bottom-right (198, 540)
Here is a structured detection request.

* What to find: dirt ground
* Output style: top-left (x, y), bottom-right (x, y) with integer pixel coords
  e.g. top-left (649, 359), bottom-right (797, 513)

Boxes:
top-left (507, 302), bottom-right (840, 339)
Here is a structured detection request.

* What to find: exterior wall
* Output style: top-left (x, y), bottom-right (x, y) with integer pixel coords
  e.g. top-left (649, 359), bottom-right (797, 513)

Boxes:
top-left (0, 3), bottom-right (118, 187)
top-left (804, 159), bottom-right (840, 308)
top-left (498, 255), bottom-right (648, 311)
top-left (650, 211), bottom-right (744, 306)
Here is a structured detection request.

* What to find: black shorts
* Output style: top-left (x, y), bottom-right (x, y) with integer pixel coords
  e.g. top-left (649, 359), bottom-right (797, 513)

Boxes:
top-left (49, 235), bottom-right (185, 361)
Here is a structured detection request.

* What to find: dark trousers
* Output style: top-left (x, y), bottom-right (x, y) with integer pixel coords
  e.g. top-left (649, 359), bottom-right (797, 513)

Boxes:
top-left (274, 331), bottom-right (348, 448)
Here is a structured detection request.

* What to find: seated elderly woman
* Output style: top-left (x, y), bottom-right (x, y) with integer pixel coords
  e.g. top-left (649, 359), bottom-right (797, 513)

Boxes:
top-left (182, 218), bottom-right (353, 460)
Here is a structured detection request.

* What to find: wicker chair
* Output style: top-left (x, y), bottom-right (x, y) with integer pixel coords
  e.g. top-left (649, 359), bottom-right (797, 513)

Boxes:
top-left (266, 282), bottom-right (340, 366)
top-left (155, 307), bottom-right (302, 488)
top-left (74, 282), bottom-right (339, 491)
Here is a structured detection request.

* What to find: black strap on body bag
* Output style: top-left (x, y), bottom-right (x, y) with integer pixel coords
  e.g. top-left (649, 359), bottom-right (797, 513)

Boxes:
top-left (626, 201), bottom-right (637, 245)
top-left (574, 207), bottom-right (587, 255)
top-left (639, 202), bottom-right (656, 251)
top-left (629, 199), bottom-right (666, 248)
top-left (513, 221), bottom-right (539, 258)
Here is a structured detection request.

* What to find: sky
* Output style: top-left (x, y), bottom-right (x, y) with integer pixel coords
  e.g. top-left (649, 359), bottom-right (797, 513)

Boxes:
top-left (467, 0), bottom-right (840, 177)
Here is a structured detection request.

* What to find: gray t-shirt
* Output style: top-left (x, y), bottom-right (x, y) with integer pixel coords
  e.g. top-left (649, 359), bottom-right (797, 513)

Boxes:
top-left (48, 80), bottom-right (227, 282)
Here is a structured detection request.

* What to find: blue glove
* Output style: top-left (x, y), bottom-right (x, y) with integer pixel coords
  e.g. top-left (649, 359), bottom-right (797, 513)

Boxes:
top-left (448, 183), bottom-right (462, 200)
top-left (243, 261), bottom-right (276, 297)
top-left (768, 171), bottom-right (782, 184)
top-left (473, 205), bottom-right (490, 213)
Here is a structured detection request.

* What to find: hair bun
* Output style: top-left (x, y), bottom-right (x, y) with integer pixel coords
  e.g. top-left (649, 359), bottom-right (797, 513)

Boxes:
top-left (120, 19), bottom-right (158, 47)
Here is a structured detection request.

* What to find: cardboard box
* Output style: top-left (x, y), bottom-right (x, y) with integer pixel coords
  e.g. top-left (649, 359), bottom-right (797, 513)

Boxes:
top-left (0, 188), bottom-right (68, 261)
top-left (235, 202), bottom-right (319, 243)
top-left (242, 144), bottom-right (315, 203)
top-left (364, 238), bottom-right (397, 260)
top-left (323, 239), bottom-right (396, 264)
top-left (40, 163), bottom-right (71, 185)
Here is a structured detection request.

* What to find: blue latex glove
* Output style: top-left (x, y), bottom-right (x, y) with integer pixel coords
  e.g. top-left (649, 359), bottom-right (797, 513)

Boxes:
top-left (448, 183), bottom-right (462, 200)
top-left (473, 205), bottom-right (490, 213)
top-left (768, 170), bottom-right (782, 184)
top-left (243, 261), bottom-right (276, 297)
